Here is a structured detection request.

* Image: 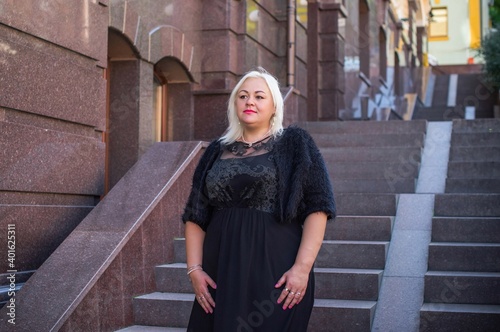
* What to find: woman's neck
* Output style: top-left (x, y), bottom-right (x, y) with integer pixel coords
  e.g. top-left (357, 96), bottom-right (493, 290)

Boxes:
top-left (241, 127), bottom-right (271, 145)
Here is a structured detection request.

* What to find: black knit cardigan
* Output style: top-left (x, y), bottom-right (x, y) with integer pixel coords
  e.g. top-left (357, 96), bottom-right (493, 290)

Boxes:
top-left (182, 126), bottom-right (336, 230)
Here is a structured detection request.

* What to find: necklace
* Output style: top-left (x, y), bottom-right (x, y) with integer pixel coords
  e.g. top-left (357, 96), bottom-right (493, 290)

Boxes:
top-left (228, 135), bottom-right (275, 156)
top-left (240, 130), bottom-right (271, 147)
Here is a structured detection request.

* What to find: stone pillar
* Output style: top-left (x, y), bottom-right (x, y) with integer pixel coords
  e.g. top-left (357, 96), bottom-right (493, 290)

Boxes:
top-left (408, 2), bottom-right (417, 68)
top-left (417, 26), bottom-right (426, 66)
top-left (394, 21), bottom-right (404, 96)
top-left (308, 1), bottom-right (347, 121)
top-left (192, 0), bottom-right (245, 140)
top-left (307, 1), bottom-right (320, 121)
top-left (108, 60), bottom-right (140, 188)
top-left (138, 60), bottom-right (155, 157)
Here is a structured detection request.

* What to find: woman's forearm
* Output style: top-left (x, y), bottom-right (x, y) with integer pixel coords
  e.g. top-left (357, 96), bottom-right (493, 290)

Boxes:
top-left (185, 221), bottom-right (206, 267)
top-left (294, 212), bottom-right (327, 273)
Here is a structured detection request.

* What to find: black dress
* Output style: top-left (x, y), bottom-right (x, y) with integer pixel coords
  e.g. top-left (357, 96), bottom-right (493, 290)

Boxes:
top-left (186, 138), bottom-right (314, 332)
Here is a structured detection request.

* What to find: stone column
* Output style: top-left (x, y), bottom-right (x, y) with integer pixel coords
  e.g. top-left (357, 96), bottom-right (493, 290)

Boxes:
top-left (108, 60), bottom-right (140, 188)
top-left (193, 0), bottom-right (246, 140)
top-left (138, 60), bottom-right (155, 157)
top-left (417, 26), bottom-right (426, 66)
top-left (308, 1), bottom-right (347, 121)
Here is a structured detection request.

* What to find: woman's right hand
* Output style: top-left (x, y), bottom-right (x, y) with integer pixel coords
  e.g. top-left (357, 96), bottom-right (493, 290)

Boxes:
top-left (189, 269), bottom-right (217, 314)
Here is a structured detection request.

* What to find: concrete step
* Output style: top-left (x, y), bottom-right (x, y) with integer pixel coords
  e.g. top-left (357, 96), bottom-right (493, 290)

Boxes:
top-left (428, 242), bottom-right (500, 272)
top-left (452, 118), bottom-right (500, 133)
top-left (431, 75), bottom-right (449, 107)
top-left (301, 120), bottom-right (427, 135)
top-left (311, 133), bottom-right (425, 148)
top-left (131, 293), bottom-right (377, 331)
top-left (447, 162), bottom-right (500, 179)
top-left (327, 162), bottom-right (419, 179)
top-left (420, 303), bottom-right (500, 332)
top-left (434, 194), bottom-right (500, 217)
top-left (132, 292), bottom-right (193, 328)
top-left (308, 299), bottom-right (376, 332)
top-left (456, 75), bottom-right (498, 116)
top-left (449, 146), bottom-right (500, 162)
top-left (451, 132), bottom-right (500, 147)
top-left (424, 271), bottom-right (500, 304)
top-left (321, 146), bottom-right (423, 163)
top-left (173, 239), bottom-right (186, 264)
top-left (333, 178), bottom-right (416, 193)
top-left (155, 263), bottom-right (191, 293)
top-left (316, 240), bottom-right (389, 269)
top-left (446, 178), bottom-right (500, 193)
top-left (314, 268), bottom-right (383, 301)
top-left (473, 109), bottom-right (497, 119)
top-left (174, 238), bottom-right (390, 270)
top-left (154, 264), bottom-right (383, 301)
top-left (336, 193), bottom-right (398, 216)
top-left (324, 216), bottom-right (393, 241)
top-left (413, 106), bottom-right (464, 121)
top-left (432, 217), bottom-right (500, 243)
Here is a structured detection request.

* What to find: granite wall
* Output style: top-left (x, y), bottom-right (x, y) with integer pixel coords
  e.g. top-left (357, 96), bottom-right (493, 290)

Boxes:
top-left (0, 141), bottom-right (203, 331)
top-left (0, 0), bottom-right (108, 285)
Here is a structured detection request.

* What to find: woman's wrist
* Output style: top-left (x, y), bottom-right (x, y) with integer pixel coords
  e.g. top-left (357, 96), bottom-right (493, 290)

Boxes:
top-left (187, 264), bottom-right (203, 275)
top-left (292, 261), bottom-right (313, 274)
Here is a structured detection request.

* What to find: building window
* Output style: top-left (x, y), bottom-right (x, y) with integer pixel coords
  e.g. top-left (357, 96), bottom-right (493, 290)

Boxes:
top-left (429, 7), bottom-right (448, 40)
top-left (246, 0), bottom-right (259, 40)
top-left (153, 74), bottom-right (167, 142)
top-left (297, 0), bottom-right (307, 27)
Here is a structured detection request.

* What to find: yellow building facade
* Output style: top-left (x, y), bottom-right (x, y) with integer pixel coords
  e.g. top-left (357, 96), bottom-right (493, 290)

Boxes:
top-left (428, 0), bottom-right (490, 64)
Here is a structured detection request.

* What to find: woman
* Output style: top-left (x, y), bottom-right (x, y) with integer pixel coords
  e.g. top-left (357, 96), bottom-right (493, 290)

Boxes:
top-left (182, 67), bottom-right (335, 331)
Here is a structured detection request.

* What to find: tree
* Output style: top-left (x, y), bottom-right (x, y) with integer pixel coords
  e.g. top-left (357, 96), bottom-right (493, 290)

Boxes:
top-left (477, 29), bottom-right (500, 88)
top-left (490, 0), bottom-right (500, 28)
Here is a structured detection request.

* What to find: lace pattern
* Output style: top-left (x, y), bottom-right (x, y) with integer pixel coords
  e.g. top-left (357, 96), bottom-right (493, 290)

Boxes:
top-left (223, 136), bottom-right (276, 158)
top-left (206, 150), bottom-right (278, 214)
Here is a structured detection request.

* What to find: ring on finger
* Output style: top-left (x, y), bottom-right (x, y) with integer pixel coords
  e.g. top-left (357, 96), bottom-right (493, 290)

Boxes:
top-left (295, 293), bottom-right (300, 297)
top-left (285, 287), bottom-right (290, 293)
top-left (289, 291), bottom-right (295, 295)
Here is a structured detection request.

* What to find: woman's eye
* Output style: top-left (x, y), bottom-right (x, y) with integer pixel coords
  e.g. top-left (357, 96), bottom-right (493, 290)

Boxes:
top-left (239, 95), bottom-right (248, 99)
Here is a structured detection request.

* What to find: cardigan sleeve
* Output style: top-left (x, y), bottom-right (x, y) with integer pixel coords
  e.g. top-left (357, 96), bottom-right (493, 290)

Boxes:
top-left (181, 140), bottom-right (219, 231)
top-left (298, 129), bottom-right (336, 222)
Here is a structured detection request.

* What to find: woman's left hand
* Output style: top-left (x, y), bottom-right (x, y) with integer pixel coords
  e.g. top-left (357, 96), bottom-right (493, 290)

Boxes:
top-left (275, 265), bottom-right (309, 310)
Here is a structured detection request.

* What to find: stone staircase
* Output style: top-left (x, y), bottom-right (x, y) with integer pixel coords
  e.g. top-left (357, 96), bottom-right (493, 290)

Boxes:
top-left (413, 73), bottom-right (497, 121)
top-left (446, 119), bottom-right (500, 193)
top-left (413, 74), bottom-right (464, 121)
top-left (116, 120), bottom-right (428, 332)
top-left (419, 119), bottom-right (500, 331)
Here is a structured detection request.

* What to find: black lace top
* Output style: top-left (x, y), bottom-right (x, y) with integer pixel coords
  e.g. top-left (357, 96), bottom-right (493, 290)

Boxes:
top-left (205, 137), bottom-right (278, 213)
top-left (182, 127), bottom-right (336, 229)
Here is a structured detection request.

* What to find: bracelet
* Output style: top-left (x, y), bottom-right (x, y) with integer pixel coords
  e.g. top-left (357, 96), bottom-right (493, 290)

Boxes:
top-left (187, 263), bottom-right (202, 270)
top-left (187, 264), bottom-right (202, 275)
top-left (187, 266), bottom-right (203, 276)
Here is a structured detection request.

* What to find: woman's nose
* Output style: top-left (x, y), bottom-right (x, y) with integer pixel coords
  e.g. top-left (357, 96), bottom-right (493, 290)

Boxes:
top-left (246, 96), bottom-right (255, 105)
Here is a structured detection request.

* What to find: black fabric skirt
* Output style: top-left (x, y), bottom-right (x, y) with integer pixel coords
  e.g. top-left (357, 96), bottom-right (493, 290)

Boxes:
top-left (187, 207), bottom-right (314, 332)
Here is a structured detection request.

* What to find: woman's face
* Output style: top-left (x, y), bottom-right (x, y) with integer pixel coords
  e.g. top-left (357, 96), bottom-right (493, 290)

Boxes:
top-left (235, 77), bottom-right (275, 130)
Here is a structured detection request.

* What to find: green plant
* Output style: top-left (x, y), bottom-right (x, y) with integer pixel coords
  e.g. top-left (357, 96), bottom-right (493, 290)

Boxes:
top-left (476, 29), bottom-right (500, 88)
top-left (490, 0), bottom-right (500, 28)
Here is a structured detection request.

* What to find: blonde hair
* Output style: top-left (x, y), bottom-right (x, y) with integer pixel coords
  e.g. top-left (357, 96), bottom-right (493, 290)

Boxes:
top-left (219, 67), bottom-right (284, 144)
